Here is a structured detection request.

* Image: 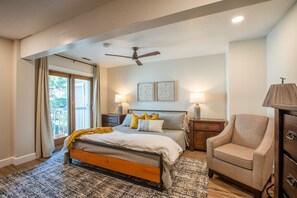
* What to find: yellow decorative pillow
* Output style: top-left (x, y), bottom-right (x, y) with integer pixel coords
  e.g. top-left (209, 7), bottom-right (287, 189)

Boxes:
top-left (130, 113), bottom-right (145, 129)
top-left (145, 113), bottom-right (159, 120)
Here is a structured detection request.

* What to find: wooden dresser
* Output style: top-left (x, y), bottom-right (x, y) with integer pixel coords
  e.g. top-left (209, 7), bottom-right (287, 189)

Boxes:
top-left (274, 105), bottom-right (297, 198)
top-left (189, 118), bottom-right (226, 151)
top-left (102, 114), bottom-right (126, 127)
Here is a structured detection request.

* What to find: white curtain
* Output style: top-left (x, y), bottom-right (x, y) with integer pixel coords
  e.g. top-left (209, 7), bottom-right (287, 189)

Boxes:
top-left (92, 65), bottom-right (101, 127)
top-left (35, 57), bottom-right (55, 158)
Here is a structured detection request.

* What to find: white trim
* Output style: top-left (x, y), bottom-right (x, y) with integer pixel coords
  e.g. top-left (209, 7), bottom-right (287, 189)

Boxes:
top-left (12, 153), bottom-right (36, 165)
top-left (0, 157), bottom-right (13, 168)
top-left (49, 65), bottom-right (93, 77)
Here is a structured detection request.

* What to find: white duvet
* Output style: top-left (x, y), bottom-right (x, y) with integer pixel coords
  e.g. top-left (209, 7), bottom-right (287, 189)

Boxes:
top-left (64, 131), bottom-right (183, 166)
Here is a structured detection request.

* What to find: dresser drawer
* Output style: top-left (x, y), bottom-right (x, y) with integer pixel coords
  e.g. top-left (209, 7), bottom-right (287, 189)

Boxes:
top-left (283, 114), bottom-right (297, 160)
top-left (102, 123), bottom-right (117, 127)
top-left (102, 116), bottom-right (118, 124)
top-left (282, 154), bottom-right (297, 198)
top-left (193, 122), bottom-right (221, 132)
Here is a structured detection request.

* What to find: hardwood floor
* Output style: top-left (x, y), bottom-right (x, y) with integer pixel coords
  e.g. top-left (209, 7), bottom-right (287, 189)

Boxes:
top-left (0, 150), bottom-right (274, 197)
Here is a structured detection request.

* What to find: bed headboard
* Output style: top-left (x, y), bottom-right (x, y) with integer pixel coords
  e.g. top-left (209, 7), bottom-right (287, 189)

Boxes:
top-left (127, 109), bottom-right (187, 115)
top-left (127, 109), bottom-right (188, 130)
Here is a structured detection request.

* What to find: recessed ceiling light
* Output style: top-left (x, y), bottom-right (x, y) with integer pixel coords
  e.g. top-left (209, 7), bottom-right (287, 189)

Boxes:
top-left (232, 16), bottom-right (244, 24)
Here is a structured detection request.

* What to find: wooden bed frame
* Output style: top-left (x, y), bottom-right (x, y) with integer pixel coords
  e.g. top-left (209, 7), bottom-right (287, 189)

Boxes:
top-left (69, 109), bottom-right (187, 191)
top-left (69, 145), bottom-right (164, 190)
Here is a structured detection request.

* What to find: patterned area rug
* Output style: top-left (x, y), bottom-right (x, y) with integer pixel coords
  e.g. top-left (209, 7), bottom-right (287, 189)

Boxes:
top-left (0, 152), bottom-right (208, 198)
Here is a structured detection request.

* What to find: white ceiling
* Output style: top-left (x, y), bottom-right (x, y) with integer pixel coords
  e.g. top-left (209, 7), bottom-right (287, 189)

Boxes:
top-left (0, 0), bottom-right (113, 39)
top-left (62, 0), bottom-right (296, 68)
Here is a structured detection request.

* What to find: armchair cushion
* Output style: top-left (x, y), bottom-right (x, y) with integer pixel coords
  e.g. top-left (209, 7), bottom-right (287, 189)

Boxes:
top-left (214, 143), bottom-right (254, 170)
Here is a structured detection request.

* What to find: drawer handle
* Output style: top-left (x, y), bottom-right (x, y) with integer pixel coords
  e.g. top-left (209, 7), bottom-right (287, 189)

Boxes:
top-left (286, 131), bottom-right (297, 141)
top-left (286, 174), bottom-right (297, 188)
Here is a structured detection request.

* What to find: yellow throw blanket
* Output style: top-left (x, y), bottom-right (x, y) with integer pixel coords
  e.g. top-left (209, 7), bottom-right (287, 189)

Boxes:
top-left (67, 127), bottom-right (113, 149)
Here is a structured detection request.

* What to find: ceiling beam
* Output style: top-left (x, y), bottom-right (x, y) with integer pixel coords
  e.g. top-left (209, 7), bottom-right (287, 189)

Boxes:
top-left (21, 0), bottom-right (270, 59)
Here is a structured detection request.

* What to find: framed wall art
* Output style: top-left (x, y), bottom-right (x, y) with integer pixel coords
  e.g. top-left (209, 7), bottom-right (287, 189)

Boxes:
top-left (156, 81), bottom-right (175, 101)
top-left (137, 82), bottom-right (155, 101)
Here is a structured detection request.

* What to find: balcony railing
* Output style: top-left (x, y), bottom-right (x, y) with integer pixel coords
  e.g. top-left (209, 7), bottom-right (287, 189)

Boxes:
top-left (51, 107), bottom-right (68, 139)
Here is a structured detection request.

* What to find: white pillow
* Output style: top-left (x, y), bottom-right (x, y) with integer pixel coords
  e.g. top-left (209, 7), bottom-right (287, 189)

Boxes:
top-left (137, 120), bottom-right (164, 133)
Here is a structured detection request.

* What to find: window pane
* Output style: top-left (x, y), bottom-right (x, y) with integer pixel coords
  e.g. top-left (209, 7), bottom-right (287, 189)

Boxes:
top-left (49, 75), bottom-right (69, 139)
top-left (75, 79), bottom-right (91, 130)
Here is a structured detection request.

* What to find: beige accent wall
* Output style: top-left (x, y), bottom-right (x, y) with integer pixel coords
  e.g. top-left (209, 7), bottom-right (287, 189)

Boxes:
top-left (267, 2), bottom-right (297, 116)
top-left (12, 40), bottom-right (35, 158)
top-left (107, 54), bottom-right (226, 119)
top-left (227, 37), bottom-right (267, 118)
top-left (0, 37), bottom-right (13, 160)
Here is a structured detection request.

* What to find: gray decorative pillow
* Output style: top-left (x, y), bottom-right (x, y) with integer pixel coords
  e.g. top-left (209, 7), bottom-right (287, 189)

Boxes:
top-left (137, 120), bottom-right (164, 132)
top-left (158, 113), bottom-right (186, 130)
top-left (121, 114), bottom-right (132, 127)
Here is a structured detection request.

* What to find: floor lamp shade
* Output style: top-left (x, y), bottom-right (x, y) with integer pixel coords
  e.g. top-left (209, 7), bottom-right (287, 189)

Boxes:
top-left (115, 94), bottom-right (126, 114)
top-left (263, 83), bottom-right (297, 107)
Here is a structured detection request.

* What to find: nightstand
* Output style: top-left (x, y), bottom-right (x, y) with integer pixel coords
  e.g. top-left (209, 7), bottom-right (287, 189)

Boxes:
top-left (102, 114), bottom-right (126, 127)
top-left (189, 118), bottom-right (226, 151)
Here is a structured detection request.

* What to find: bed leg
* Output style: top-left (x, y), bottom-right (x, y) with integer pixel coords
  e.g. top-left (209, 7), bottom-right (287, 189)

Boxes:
top-left (159, 154), bottom-right (164, 191)
top-left (159, 181), bottom-right (164, 191)
top-left (69, 158), bottom-right (72, 164)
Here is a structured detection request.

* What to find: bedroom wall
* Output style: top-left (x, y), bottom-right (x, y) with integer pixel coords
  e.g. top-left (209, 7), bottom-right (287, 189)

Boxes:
top-left (0, 37), bottom-right (13, 162)
top-left (267, 2), bottom-right (297, 116)
top-left (12, 41), bottom-right (35, 161)
top-left (227, 37), bottom-right (267, 119)
top-left (107, 54), bottom-right (226, 119)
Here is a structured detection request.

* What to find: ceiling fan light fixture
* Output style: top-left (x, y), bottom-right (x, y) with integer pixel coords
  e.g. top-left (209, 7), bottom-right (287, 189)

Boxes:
top-left (105, 46), bottom-right (160, 66)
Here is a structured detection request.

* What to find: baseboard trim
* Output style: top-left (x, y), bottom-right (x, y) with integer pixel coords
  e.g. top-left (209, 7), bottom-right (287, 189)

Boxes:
top-left (0, 157), bottom-right (13, 168)
top-left (13, 153), bottom-right (36, 165)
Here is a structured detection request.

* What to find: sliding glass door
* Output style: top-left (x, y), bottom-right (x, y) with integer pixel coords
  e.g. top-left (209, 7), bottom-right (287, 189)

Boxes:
top-left (74, 78), bottom-right (91, 130)
top-left (49, 71), bottom-right (93, 143)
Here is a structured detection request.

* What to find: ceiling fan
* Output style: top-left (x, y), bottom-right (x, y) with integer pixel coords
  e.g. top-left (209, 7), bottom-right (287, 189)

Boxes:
top-left (105, 47), bottom-right (160, 66)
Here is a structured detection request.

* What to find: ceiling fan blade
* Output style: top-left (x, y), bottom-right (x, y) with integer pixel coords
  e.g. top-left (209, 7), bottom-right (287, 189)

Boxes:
top-left (135, 59), bottom-right (143, 66)
top-left (138, 51), bottom-right (160, 58)
top-left (105, 54), bottom-right (132, 59)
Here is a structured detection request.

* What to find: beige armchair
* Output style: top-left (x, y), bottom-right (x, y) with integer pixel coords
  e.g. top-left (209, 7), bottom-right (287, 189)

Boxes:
top-left (207, 114), bottom-right (274, 198)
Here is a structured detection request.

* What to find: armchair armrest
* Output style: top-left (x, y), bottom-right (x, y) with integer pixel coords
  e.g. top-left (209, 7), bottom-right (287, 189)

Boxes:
top-left (206, 115), bottom-right (235, 167)
top-left (253, 118), bottom-right (274, 189)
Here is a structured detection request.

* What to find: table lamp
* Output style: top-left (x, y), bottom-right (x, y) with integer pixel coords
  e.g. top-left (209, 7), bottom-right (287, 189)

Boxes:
top-left (190, 92), bottom-right (205, 119)
top-left (115, 94), bottom-right (126, 115)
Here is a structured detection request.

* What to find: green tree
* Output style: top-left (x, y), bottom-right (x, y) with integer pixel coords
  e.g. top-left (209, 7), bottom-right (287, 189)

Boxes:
top-left (49, 76), bottom-right (69, 138)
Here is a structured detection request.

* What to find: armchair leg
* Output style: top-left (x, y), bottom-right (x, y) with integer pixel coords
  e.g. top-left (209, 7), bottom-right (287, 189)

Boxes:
top-left (208, 169), bottom-right (213, 178)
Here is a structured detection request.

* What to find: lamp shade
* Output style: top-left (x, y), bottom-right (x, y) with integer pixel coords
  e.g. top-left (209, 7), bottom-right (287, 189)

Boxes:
top-left (262, 83), bottom-right (297, 107)
top-left (115, 94), bottom-right (126, 103)
top-left (190, 92), bottom-right (205, 104)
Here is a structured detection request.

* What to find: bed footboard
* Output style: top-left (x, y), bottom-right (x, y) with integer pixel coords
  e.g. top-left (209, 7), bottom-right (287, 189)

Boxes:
top-left (69, 148), bottom-right (163, 191)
